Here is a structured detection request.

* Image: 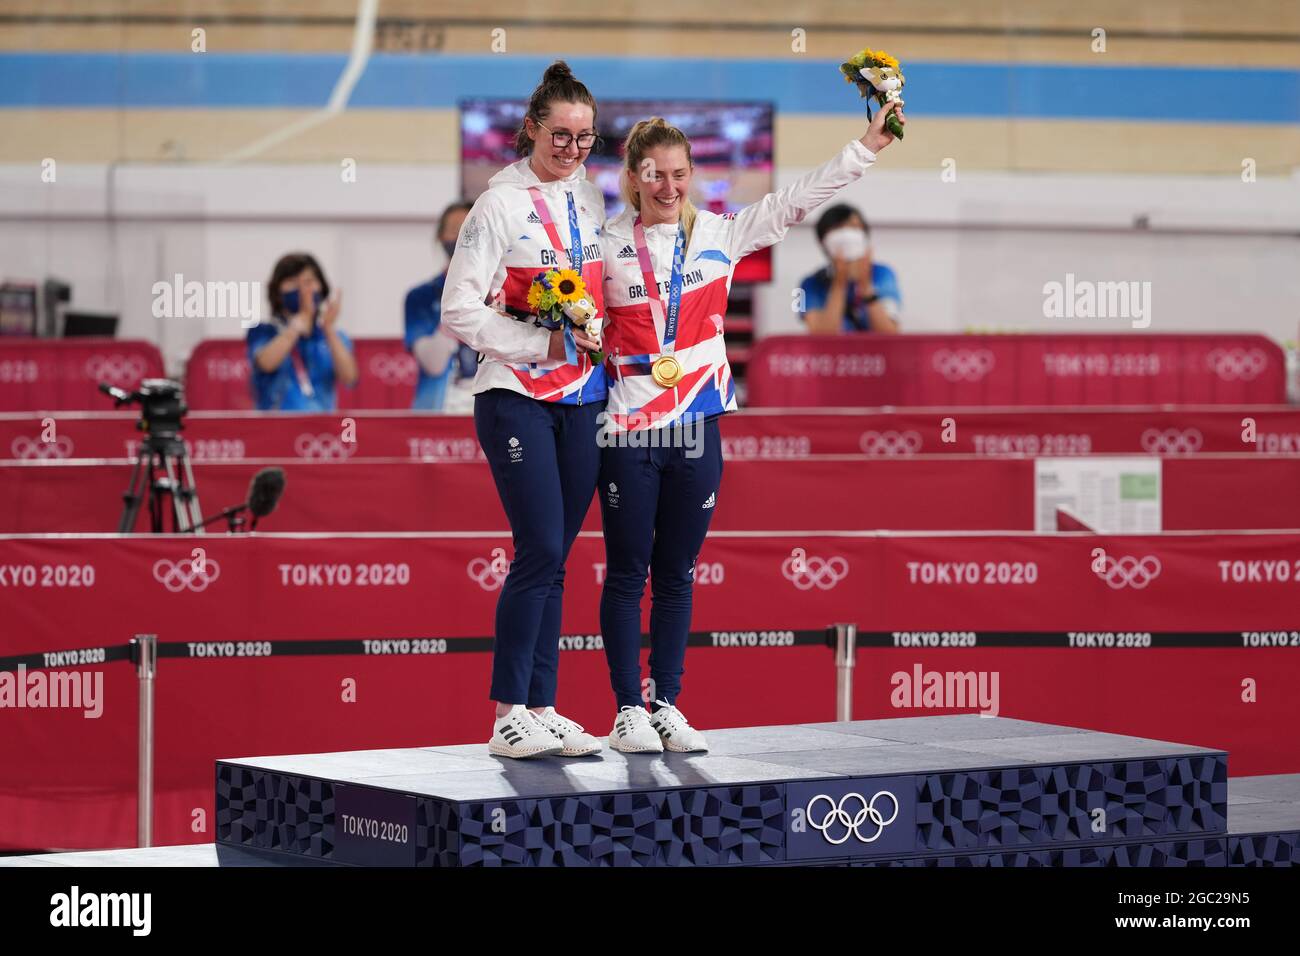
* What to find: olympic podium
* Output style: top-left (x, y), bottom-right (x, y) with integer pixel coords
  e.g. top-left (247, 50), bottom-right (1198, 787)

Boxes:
top-left (213, 715), bottom-right (1298, 867)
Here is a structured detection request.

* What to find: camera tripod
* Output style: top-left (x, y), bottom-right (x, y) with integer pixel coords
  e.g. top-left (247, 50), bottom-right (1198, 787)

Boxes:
top-left (118, 431), bottom-right (204, 533)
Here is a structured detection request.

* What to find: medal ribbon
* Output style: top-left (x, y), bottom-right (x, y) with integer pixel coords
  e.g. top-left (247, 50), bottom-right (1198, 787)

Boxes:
top-left (631, 216), bottom-right (686, 360)
top-left (527, 187), bottom-right (583, 273)
top-left (528, 187), bottom-right (585, 365)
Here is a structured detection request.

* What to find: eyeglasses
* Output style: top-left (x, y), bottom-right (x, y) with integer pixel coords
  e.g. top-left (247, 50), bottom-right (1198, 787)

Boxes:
top-left (536, 120), bottom-right (601, 151)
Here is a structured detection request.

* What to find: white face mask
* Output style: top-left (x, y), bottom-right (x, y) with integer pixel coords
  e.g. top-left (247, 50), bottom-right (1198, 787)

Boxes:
top-left (823, 226), bottom-right (870, 262)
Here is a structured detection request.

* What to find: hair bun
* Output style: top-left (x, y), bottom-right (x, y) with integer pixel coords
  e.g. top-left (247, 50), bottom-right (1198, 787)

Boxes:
top-left (544, 60), bottom-right (574, 82)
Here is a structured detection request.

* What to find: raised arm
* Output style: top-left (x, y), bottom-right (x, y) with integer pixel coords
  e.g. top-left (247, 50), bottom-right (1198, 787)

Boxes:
top-left (440, 192), bottom-right (552, 365)
top-left (728, 141), bottom-right (875, 261)
top-left (727, 101), bottom-right (903, 261)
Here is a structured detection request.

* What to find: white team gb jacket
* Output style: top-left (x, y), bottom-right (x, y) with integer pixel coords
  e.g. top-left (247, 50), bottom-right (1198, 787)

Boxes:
top-left (441, 156), bottom-right (609, 405)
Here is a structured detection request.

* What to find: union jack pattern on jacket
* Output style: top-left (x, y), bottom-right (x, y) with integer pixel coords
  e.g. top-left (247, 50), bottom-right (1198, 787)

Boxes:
top-left (600, 139), bottom-right (877, 430)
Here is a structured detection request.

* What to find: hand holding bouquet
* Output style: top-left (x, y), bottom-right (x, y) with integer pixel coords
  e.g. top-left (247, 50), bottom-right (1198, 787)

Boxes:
top-left (840, 47), bottom-right (905, 140)
top-left (526, 268), bottom-right (603, 364)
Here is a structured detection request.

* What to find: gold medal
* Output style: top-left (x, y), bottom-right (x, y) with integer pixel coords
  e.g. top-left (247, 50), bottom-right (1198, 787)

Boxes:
top-left (651, 354), bottom-right (683, 388)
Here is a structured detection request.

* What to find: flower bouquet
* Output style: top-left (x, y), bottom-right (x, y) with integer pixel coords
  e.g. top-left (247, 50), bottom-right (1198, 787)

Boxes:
top-left (526, 268), bottom-right (603, 364)
top-left (840, 47), bottom-right (905, 140)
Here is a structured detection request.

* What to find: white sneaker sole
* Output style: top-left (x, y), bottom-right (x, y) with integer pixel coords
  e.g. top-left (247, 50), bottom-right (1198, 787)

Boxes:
top-left (661, 737), bottom-right (708, 753)
top-left (487, 737), bottom-right (563, 759)
top-left (555, 740), bottom-right (602, 757)
top-left (608, 735), bottom-right (664, 754)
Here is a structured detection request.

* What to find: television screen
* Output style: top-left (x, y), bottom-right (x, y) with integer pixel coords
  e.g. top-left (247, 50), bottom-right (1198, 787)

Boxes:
top-left (460, 99), bottom-right (774, 283)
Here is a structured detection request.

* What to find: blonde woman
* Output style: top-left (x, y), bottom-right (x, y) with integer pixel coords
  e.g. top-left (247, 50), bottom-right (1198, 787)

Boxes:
top-left (597, 104), bottom-right (902, 752)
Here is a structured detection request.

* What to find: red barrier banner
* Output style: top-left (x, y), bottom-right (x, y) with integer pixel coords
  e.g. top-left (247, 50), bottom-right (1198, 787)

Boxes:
top-left (8, 332), bottom-right (1287, 415)
top-left (0, 410), bottom-right (482, 462)
top-left (4, 532), bottom-right (1300, 659)
top-left (6, 406), bottom-right (1300, 462)
top-left (747, 334), bottom-right (1288, 407)
top-left (1, 531), bottom-right (1298, 850)
top-left (0, 338), bottom-right (165, 411)
top-left (4, 455), bottom-right (1299, 534)
top-left (183, 340), bottom-right (252, 411)
top-left (721, 407), bottom-right (1300, 458)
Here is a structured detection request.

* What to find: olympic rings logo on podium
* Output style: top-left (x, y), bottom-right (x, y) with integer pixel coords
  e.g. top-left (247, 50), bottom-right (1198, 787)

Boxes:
top-left (294, 433), bottom-right (356, 460)
top-left (859, 430), bottom-right (922, 456)
top-left (1094, 554), bottom-right (1161, 590)
top-left (467, 557), bottom-right (507, 592)
top-left (369, 354), bottom-right (418, 386)
top-left (806, 791), bottom-right (899, 844)
top-left (931, 349), bottom-right (994, 383)
top-left (1139, 428), bottom-right (1203, 454)
top-left (10, 436), bottom-right (74, 459)
top-left (153, 557), bottom-right (221, 593)
top-left (781, 554), bottom-right (849, 591)
top-left (85, 355), bottom-right (148, 382)
top-left (1206, 348), bottom-right (1266, 382)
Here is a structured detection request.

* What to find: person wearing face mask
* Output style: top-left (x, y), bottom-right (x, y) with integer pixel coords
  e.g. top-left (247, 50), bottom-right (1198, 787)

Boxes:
top-left (247, 252), bottom-right (359, 411)
top-left (405, 200), bottom-right (479, 411)
top-left (798, 204), bottom-right (901, 334)
top-left (597, 104), bottom-right (902, 754)
top-left (441, 61), bottom-right (607, 760)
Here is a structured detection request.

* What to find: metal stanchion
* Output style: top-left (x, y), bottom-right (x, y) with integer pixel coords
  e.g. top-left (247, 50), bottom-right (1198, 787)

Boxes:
top-left (831, 622), bottom-right (857, 722)
top-left (131, 634), bottom-right (157, 848)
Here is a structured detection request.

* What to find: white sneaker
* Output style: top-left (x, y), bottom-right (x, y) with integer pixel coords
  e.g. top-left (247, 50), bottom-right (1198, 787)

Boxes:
top-left (531, 706), bottom-right (602, 756)
top-left (488, 705), bottom-right (563, 759)
top-left (609, 704), bottom-right (664, 754)
top-left (649, 699), bottom-right (708, 752)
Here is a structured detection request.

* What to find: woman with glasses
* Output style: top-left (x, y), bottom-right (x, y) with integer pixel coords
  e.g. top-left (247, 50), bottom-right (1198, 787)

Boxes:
top-left (442, 61), bottom-right (608, 759)
top-left (597, 104), bottom-right (903, 753)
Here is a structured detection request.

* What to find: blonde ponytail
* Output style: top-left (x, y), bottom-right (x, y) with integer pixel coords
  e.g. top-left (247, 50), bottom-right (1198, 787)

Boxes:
top-left (680, 197), bottom-right (698, 249)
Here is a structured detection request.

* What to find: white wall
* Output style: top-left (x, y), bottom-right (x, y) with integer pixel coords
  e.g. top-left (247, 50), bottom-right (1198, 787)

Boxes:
top-left (2, 161), bottom-right (1298, 375)
top-left (757, 164), bottom-right (1300, 342)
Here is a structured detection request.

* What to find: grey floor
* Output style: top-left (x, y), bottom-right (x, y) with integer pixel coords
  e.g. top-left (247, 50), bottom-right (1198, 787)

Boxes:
top-left (215, 714), bottom-right (1224, 802)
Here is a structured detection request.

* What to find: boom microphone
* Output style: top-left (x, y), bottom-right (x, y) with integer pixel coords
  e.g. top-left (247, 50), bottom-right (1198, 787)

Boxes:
top-left (247, 467), bottom-right (286, 526)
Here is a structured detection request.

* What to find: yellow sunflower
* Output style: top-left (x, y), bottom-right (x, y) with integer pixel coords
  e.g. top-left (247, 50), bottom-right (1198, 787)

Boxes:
top-left (550, 268), bottom-right (586, 305)
top-left (526, 282), bottom-right (544, 311)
